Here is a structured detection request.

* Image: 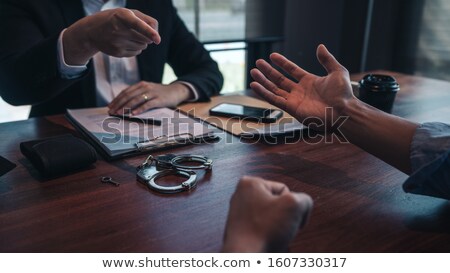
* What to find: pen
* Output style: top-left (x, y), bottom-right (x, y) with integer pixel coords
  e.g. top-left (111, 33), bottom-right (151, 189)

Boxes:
top-left (110, 114), bottom-right (162, 126)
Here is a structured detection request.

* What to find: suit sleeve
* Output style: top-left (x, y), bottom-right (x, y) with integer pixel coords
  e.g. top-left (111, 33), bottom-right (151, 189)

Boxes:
top-left (166, 3), bottom-right (224, 101)
top-left (0, 1), bottom-right (90, 106)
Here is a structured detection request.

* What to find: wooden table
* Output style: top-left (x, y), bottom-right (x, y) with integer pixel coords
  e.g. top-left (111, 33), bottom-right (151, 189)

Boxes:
top-left (1, 71), bottom-right (450, 252)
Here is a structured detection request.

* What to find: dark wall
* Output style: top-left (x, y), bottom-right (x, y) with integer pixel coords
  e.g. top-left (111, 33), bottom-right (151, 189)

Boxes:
top-left (245, 0), bottom-right (286, 39)
top-left (283, 0), bottom-right (345, 76)
top-left (281, 0), bottom-right (425, 75)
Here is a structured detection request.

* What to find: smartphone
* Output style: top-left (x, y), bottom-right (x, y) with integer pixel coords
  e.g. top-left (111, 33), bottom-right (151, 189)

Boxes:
top-left (209, 103), bottom-right (283, 123)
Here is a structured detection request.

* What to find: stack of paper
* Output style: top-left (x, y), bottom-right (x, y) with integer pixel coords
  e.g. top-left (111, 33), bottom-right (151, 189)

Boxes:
top-left (67, 107), bottom-right (214, 160)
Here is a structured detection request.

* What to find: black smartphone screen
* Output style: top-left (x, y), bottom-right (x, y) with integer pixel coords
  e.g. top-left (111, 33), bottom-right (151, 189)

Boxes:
top-left (209, 103), bottom-right (282, 123)
top-left (211, 103), bottom-right (269, 117)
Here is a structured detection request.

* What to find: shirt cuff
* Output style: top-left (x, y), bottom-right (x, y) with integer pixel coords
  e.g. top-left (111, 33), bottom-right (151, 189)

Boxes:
top-left (57, 29), bottom-right (88, 79)
top-left (402, 122), bottom-right (450, 199)
top-left (174, 81), bottom-right (199, 102)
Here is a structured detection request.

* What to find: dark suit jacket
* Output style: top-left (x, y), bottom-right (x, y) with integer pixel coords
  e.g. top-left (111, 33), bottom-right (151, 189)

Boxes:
top-left (0, 0), bottom-right (223, 117)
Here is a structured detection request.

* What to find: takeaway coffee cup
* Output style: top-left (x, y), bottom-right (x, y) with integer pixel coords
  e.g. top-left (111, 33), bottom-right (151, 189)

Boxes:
top-left (358, 74), bottom-right (400, 113)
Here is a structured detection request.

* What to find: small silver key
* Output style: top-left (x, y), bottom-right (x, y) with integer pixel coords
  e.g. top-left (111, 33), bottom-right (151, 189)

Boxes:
top-left (101, 176), bottom-right (120, 187)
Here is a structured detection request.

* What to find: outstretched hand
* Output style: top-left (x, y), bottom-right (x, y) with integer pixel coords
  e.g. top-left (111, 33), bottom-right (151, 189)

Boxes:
top-left (250, 44), bottom-right (355, 129)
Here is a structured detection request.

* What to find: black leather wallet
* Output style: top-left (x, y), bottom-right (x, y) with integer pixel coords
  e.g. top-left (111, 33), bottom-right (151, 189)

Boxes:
top-left (0, 155), bottom-right (16, 177)
top-left (20, 134), bottom-right (97, 178)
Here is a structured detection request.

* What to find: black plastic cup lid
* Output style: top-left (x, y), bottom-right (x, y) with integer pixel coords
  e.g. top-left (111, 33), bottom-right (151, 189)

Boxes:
top-left (359, 74), bottom-right (400, 92)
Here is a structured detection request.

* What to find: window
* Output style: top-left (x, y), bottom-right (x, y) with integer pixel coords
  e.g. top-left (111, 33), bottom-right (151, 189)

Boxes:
top-left (414, 0), bottom-right (450, 81)
top-left (0, 99), bottom-right (30, 123)
top-left (206, 43), bottom-right (246, 93)
top-left (162, 42), bottom-right (246, 93)
top-left (172, 0), bottom-right (246, 42)
top-left (164, 0), bottom-right (248, 93)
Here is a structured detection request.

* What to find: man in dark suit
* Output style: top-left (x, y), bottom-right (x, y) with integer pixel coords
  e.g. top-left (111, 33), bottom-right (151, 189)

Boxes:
top-left (0, 0), bottom-right (223, 117)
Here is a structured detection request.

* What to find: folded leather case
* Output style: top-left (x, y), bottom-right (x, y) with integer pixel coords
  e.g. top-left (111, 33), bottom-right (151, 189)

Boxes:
top-left (0, 155), bottom-right (16, 177)
top-left (20, 134), bottom-right (97, 178)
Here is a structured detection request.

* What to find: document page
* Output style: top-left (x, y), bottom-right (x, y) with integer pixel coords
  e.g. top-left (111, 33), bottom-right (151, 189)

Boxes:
top-left (67, 107), bottom-right (213, 157)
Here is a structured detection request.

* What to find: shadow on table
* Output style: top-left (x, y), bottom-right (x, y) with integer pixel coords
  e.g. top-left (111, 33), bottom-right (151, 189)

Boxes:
top-left (244, 152), bottom-right (380, 198)
top-left (405, 201), bottom-right (450, 234)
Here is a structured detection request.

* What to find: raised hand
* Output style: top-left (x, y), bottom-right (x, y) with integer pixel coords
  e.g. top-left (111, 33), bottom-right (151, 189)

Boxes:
top-left (250, 44), bottom-right (356, 128)
top-left (63, 8), bottom-right (161, 65)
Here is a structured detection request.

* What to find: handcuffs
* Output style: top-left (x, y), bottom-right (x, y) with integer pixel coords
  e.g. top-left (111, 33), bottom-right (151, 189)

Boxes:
top-left (136, 154), bottom-right (213, 194)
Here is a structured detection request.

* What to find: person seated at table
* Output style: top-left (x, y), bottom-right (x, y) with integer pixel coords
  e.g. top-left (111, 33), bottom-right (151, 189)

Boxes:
top-left (222, 44), bottom-right (450, 253)
top-left (0, 0), bottom-right (223, 117)
top-left (249, 44), bottom-right (450, 200)
top-left (222, 176), bottom-right (313, 252)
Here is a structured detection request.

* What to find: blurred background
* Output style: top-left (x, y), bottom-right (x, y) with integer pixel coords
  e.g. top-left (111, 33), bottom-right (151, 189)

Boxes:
top-left (1, 0), bottom-right (448, 123)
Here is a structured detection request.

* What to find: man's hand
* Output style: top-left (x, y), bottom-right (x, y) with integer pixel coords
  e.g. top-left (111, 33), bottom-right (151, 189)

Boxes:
top-left (108, 81), bottom-right (193, 115)
top-left (223, 176), bottom-right (313, 253)
top-left (250, 44), bottom-right (356, 129)
top-left (63, 8), bottom-right (161, 65)
top-left (251, 45), bottom-right (419, 174)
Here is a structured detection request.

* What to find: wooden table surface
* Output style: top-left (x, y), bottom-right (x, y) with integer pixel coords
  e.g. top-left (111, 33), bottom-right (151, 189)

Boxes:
top-left (1, 71), bottom-right (450, 252)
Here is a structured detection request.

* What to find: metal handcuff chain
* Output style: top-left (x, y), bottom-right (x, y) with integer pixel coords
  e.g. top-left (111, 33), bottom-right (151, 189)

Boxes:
top-left (136, 154), bottom-right (213, 194)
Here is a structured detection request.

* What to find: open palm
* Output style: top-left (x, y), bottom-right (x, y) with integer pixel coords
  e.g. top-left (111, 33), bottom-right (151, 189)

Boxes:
top-left (250, 45), bottom-right (355, 127)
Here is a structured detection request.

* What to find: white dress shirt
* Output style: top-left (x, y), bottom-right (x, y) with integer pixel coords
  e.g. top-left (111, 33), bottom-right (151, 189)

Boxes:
top-left (56, 0), bottom-right (198, 106)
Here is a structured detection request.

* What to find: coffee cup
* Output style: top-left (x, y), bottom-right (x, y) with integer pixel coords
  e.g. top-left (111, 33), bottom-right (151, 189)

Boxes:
top-left (358, 74), bottom-right (399, 113)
